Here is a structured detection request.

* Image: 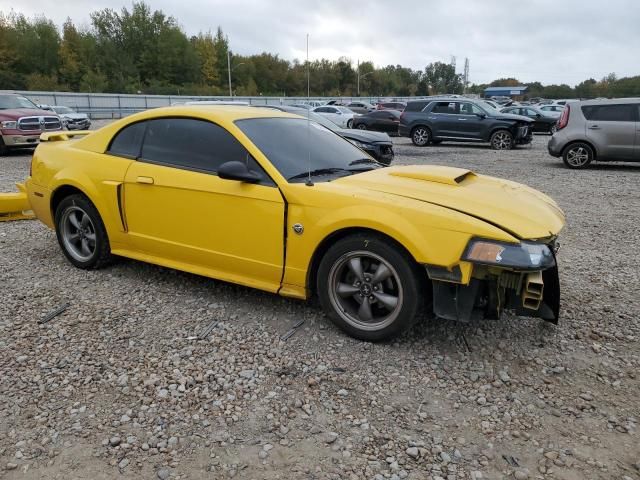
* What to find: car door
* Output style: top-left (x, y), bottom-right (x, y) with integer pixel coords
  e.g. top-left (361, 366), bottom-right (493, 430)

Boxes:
top-left (429, 101), bottom-right (460, 138)
top-left (120, 117), bottom-right (286, 292)
top-left (583, 104), bottom-right (637, 160)
top-left (322, 107), bottom-right (343, 126)
top-left (457, 102), bottom-right (486, 140)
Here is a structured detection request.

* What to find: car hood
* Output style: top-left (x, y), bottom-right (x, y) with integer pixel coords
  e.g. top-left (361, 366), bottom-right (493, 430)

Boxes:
top-left (335, 165), bottom-right (564, 240)
top-left (60, 113), bottom-right (88, 120)
top-left (492, 112), bottom-right (533, 122)
top-left (0, 108), bottom-right (58, 119)
top-left (337, 128), bottom-right (391, 144)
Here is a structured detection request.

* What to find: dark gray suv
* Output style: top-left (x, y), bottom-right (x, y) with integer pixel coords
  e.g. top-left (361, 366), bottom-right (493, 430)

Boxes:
top-left (548, 99), bottom-right (640, 168)
top-left (399, 98), bottom-right (533, 150)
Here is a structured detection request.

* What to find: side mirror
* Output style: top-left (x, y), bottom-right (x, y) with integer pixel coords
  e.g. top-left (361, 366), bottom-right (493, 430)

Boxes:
top-left (475, 113), bottom-right (486, 119)
top-left (218, 161), bottom-right (262, 183)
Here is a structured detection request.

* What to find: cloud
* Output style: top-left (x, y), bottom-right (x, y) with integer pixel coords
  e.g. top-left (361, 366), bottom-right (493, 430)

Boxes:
top-left (1, 0), bottom-right (638, 85)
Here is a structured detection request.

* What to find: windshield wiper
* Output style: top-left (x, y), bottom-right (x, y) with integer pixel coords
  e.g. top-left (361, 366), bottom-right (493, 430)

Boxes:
top-left (287, 168), bottom-right (351, 181)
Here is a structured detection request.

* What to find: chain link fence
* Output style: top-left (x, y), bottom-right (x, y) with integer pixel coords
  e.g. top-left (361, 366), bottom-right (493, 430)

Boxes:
top-left (2, 91), bottom-right (422, 119)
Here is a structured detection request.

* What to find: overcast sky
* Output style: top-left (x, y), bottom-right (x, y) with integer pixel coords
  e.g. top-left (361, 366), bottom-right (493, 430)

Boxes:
top-left (2, 0), bottom-right (638, 86)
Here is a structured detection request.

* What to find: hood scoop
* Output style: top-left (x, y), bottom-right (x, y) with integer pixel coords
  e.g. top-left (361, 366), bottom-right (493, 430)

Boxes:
top-left (389, 166), bottom-right (476, 186)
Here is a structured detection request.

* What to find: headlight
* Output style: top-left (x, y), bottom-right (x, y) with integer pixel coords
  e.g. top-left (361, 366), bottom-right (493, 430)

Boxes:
top-left (463, 239), bottom-right (555, 270)
top-left (1, 121), bottom-right (18, 129)
top-left (350, 140), bottom-right (370, 149)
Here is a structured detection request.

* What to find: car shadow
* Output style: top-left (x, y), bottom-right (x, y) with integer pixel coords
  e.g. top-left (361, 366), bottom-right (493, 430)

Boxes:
top-left (1, 148), bottom-right (35, 157)
top-left (546, 161), bottom-right (640, 171)
top-left (113, 256), bottom-right (557, 358)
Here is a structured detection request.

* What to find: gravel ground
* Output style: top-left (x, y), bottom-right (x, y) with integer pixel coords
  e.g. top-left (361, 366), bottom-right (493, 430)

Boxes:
top-left (1, 130), bottom-right (639, 480)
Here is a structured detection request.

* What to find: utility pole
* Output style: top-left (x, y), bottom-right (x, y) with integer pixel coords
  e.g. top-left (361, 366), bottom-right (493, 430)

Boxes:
top-left (357, 59), bottom-right (359, 97)
top-left (463, 58), bottom-right (470, 94)
top-left (227, 50), bottom-right (232, 97)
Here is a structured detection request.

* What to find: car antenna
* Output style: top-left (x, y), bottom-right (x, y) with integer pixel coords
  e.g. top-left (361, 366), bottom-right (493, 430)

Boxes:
top-left (305, 33), bottom-right (313, 187)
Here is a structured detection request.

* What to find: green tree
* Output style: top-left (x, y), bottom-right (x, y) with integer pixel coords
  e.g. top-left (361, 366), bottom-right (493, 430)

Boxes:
top-left (422, 62), bottom-right (462, 94)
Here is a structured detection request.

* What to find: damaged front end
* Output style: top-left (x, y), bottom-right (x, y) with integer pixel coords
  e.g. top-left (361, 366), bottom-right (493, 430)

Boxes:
top-left (428, 238), bottom-right (560, 324)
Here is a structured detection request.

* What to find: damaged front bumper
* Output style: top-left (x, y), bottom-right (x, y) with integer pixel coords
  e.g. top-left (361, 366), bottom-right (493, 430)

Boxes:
top-left (429, 240), bottom-right (560, 324)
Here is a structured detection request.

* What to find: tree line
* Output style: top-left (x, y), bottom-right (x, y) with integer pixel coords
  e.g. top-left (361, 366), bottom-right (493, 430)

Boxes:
top-left (1, 3), bottom-right (639, 99)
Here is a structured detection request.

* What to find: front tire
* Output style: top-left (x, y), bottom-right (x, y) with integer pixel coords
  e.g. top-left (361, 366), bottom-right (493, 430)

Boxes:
top-left (357, 123), bottom-right (367, 130)
top-left (562, 142), bottom-right (593, 169)
top-left (317, 234), bottom-right (424, 341)
top-left (0, 137), bottom-right (8, 156)
top-left (411, 126), bottom-right (431, 146)
top-left (54, 194), bottom-right (113, 269)
top-left (490, 130), bottom-right (514, 150)
top-left (346, 119), bottom-right (353, 128)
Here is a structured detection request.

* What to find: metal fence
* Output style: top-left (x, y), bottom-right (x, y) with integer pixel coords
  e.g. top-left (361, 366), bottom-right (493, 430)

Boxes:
top-left (2, 90), bottom-right (424, 119)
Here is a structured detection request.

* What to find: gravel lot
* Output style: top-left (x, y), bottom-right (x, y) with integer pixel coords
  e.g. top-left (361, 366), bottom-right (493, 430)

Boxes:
top-left (1, 129), bottom-right (639, 480)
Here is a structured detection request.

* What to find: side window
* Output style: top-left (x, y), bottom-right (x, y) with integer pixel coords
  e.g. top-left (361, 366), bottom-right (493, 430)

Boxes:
top-left (588, 104), bottom-right (635, 122)
top-left (459, 103), bottom-right (483, 115)
top-left (328, 107), bottom-right (339, 114)
top-left (140, 118), bottom-right (254, 174)
top-left (108, 121), bottom-right (146, 158)
top-left (432, 102), bottom-right (457, 114)
top-left (525, 108), bottom-right (538, 116)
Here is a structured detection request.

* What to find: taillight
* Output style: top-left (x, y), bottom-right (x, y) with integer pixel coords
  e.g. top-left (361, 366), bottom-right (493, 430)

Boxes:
top-left (557, 105), bottom-right (570, 130)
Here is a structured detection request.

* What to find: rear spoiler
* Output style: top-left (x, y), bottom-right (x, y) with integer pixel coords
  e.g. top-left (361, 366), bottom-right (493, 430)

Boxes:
top-left (40, 130), bottom-right (92, 142)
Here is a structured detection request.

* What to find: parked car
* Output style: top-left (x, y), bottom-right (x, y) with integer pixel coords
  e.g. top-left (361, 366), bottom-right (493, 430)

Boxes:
top-left (345, 101), bottom-right (376, 114)
top-left (479, 100), bottom-right (502, 111)
top-left (311, 105), bottom-right (356, 128)
top-left (25, 105), bottom-right (564, 341)
top-left (0, 94), bottom-right (63, 155)
top-left (548, 99), bottom-right (640, 168)
top-left (289, 103), bottom-right (312, 109)
top-left (537, 104), bottom-right (564, 118)
top-left (399, 98), bottom-right (533, 150)
top-left (256, 105), bottom-right (394, 165)
top-left (352, 110), bottom-right (401, 133)
top-left (51, 106), bottom-right (91, 130)
top-left (500, 106), bottom-right (559, 134)
top-left (326, 100), bottom-right (348, 106)
top-left (377, 101), bottom-right (406, 111)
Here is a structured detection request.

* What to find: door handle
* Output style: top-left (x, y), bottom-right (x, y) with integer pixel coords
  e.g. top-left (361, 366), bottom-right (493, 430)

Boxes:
top-left (136, 176), bottom-right (154, 185)
top-left (458, 118), bottom-right (467, 121)
top-left (588, 125), bottom-right (600, 130)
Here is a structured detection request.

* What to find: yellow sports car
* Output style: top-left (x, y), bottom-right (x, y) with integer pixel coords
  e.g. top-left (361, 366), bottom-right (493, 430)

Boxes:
top-left (25, 106), bottom-right (564, 341)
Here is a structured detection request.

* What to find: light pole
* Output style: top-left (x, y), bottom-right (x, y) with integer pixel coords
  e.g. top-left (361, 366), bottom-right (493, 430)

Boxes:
top-left (227, 50), bottom-right (245, 97)
top-left (357, 71), bottom-right (374, 96)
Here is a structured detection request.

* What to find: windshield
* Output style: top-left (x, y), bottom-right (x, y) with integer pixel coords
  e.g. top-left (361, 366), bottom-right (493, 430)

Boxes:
top-left (236, 117), bottom-right (378, 182)
top-left (0, 95), bottom-right (38, 110)
top-left (53, 106), bottom-right (74, 114)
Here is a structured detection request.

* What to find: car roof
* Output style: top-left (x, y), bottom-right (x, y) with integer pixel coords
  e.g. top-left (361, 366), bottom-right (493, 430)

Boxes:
top-left (574, 98), bottom-right (639, 106)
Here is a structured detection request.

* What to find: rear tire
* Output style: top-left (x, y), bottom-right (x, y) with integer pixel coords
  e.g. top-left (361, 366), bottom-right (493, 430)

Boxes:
top-left (562, 142), bottom-right (593, 169)
top-left (317, 233), bottom-right (424, 341)
top-left (490, 130), bottom-right (514, 150)
top-left (346, 119), bottom-right (353, 128)
top-left (411, 126), bottom-right (431, 146)
top-left (357, 124), bottom-right (367, 130)
top-left (54, 194), bottom-right (113, 269)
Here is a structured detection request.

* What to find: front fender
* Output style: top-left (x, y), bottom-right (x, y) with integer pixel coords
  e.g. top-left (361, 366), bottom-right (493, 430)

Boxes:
top-left (280, 184), bottom-right (518, 292)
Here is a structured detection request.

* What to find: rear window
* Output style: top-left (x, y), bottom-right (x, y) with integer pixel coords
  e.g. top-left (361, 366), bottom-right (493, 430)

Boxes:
top-left (581, 104), bottom-right (636, 122)
top-left (404, 101), bottom-right (428, 112)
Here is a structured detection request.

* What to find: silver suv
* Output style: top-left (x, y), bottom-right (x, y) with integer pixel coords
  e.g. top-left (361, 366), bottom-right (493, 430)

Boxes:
top-left (548, 98), bottom-right (640, 168)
